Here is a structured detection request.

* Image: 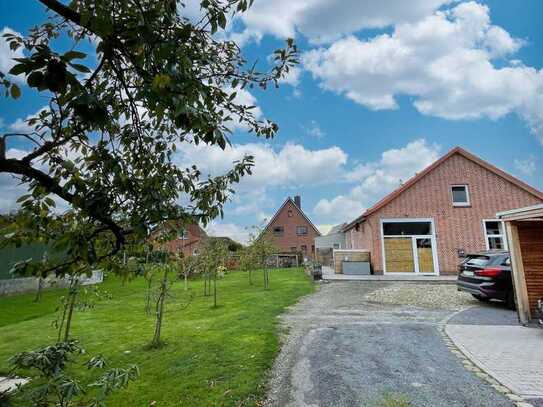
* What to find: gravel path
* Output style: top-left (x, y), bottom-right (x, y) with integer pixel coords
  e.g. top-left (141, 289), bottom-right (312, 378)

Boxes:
top-left (364, 282), bottom-right (478, 310)
top-left (265, 281), bottom-right (513, 407)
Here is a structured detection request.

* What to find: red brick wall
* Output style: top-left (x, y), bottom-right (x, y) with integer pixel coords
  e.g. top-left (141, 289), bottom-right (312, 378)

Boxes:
top-left (349, 154), bottom-right (542, 274)
top-left (265, 199), bottom-right (320, 259)
top-left (156, 223), bottom-right (206, 257)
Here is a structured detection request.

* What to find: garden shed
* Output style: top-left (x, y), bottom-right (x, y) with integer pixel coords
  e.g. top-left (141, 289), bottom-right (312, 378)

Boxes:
top-left (498, 204), bottom-right (543, 324)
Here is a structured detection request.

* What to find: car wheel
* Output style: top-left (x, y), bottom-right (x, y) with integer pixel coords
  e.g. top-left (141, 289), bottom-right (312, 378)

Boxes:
top-left (472, 294), bottom-right (490, 302)
top-left (506, 291), bottom-right (516, 310)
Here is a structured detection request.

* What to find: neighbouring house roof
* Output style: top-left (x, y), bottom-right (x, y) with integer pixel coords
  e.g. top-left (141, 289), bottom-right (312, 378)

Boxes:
top-left (264, 197), bottom-right (322, 236)
top-left (343, 146), bottom-right (543, 232)
top-left (327, 223), bottom-right (346, 235)
top-left (150, 220), bottom-right (207, 239)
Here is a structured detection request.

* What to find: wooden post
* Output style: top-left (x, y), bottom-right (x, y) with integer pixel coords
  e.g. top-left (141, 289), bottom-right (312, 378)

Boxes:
top-left (505, 222), bottom-right (531, 324)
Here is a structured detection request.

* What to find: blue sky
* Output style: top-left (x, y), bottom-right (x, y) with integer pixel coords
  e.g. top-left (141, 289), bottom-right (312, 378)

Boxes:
top-left (1, 1), bottom-right (543, 243)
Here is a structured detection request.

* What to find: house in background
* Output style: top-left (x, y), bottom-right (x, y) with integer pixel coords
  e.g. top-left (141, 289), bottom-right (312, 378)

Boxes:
top-left (154, 222), bottom-right (208, 257)
top-left (264, 196), bottom-right (321, 260)
top-left (342, 147), bottom-right (543, 276)
top-left (315, 223), bottom-right (346, 266)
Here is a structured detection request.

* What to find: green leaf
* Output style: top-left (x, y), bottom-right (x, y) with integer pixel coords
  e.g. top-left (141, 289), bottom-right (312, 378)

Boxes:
top-left (16, 194), bottom-right (31, 203)
top-left (8, 64), bottom-right (27, 76)
top-left (218, 12), bottom-right (227, 29)
top-left (62, 50), bottom-right (87, 61)
top-left (10, 84), bottom-right (21, 99)
top-left (69, 63), bottom-right (91, 73)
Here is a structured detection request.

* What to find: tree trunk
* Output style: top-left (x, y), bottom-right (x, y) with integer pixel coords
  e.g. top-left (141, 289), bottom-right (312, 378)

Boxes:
top-left (34, 277), bottom-right (43, 303)
top-left (213, 272), bottom-right (217, 308)
top-left (63, 278), bottom-right (79, 342)
top-left (184, 271), bottom-right (188, 291)
top-left (150, 266), bottom-right (169, 347)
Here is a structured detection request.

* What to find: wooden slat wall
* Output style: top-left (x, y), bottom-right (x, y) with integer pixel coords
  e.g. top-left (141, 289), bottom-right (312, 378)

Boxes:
top-left (517, 222), bottom-right (543, 316)
top-left (384, 238), bottom-right (415, 273)
top-left (334, 251), bottom-right (370, 274)
top-left (417, 248), bottom-right (434, 274)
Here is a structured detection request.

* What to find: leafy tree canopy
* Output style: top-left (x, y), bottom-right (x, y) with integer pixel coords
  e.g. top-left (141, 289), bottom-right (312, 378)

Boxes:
top-left (0, 0), bottom-right (298, 278)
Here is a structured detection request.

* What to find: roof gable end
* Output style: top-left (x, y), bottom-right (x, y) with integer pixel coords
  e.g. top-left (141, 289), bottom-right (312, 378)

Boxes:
top-left (344, 146), bottom-right (543, 231)
top-left (264, 197), bottom-right (321, 236)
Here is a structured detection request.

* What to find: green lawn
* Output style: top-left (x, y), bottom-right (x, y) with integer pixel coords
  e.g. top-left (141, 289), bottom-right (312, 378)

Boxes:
top-left (0, 268), bottom-right (314, 406)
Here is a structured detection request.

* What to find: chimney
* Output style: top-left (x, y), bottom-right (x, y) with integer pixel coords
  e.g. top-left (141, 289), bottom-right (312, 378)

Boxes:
top-left (294, 195), bottom-right (301, 209)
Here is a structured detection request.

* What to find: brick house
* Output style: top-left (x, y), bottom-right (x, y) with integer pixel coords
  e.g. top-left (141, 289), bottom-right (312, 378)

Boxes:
top-left (153, 222), bottom-right (207, 257)
top-left (264, 196), bottom-right (321, 259)
top-left (342, 147), bottom-right (543, 276)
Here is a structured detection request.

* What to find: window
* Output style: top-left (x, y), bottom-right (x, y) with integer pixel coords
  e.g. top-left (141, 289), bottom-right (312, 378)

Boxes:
top-left (483, 220), bottom-right (507, 250)
top-left (311, 245), bottom-right (315, 253)
top-left (288, 210), bottom-right (293, 217)
top-left (179, 228), bottom-right (188, 240)
top-left (296, 225), bottom-right (308, 236)
top-left (333, 243), bottom-right (340, 249)
top-left (383, 221), bottom-right (432, 236)
top-left (451, 185), bottom-right (470, 206)
top-left (273, 226), bottom-right (284, 236)
top-left (290, 246), bottom-right (297, 252)
top-left (301, 245), bottom-right (307, 252)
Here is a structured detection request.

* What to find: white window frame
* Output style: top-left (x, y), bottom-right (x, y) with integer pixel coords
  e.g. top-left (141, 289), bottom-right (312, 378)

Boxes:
top-left (179, 228), bottom-right (189, 240)
top-left (451, 184), bottom-right (470, 207)
top-left (482, 219), bottom-right (508, 251)
top-left (380, 218), bottom-right (440, 276)
top-left (296, 225), bottom-right (308, 236)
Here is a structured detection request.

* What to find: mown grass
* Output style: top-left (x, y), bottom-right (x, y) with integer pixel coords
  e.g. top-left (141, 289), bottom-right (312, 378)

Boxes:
top-left (0, 268), bottom-right (314, 406)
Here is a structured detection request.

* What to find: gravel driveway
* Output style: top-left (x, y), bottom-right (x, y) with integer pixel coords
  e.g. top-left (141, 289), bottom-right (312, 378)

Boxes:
top-left (265, 281), bottom-right (513, 407)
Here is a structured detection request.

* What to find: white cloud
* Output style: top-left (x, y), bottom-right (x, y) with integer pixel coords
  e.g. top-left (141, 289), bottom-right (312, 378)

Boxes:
top-left (314, 139), bottom-right (441, 223)
top-left (172, 140), bottom-right (348, 231)
top-left (8, 107), bottom-right (48, 134)
top-left (0, 27), bottom-right (25, 83)
top-left (205, 221), bottom-right (251, 244)
top-left (304, 120), bottom-right (326, 139)
top-left (278, 65), bottom-right (302, 86)
top-left (303, 2), bottom-right (543, 143)
top-left (314, 195), bottom-right (365, 223)
top-left (174, 141), bottom-right (348, 191)
top-left (235, 0), bottom-right (451, 44)
top-left (514, 155), bottom-right (537, 177)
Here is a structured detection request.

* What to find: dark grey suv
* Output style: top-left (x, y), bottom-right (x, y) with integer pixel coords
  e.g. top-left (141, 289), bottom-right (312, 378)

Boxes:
top-left (456, 251), bottom-right (515, 309)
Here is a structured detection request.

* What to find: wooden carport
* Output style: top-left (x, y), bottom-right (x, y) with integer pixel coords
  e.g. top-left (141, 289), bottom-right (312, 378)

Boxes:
top-left (498, 204), bottom-right (543, 324)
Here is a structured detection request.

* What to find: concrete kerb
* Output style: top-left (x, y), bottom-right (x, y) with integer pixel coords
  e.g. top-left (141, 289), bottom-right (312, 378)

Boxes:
top-left (439, 307), bottom-right (534, 407)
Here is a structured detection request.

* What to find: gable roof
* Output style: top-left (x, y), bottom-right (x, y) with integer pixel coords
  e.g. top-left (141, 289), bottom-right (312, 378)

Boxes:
top-left (343, 146), bottom-right (543, 231)
top-left (264, 197), bottom-right (321, 236)
top-left (328, 223), bottom-right (346, 235)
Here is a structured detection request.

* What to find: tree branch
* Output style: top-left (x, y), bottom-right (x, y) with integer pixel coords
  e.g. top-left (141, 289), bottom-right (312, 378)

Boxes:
top-left (0, 157), bottom-right (127, 253)
top-left (38, 0), bottom-right (82, 25)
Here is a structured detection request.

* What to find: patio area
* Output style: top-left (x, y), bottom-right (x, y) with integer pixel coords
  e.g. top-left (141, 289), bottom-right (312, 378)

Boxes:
top-left (321, 266), bottom-right (457, 283)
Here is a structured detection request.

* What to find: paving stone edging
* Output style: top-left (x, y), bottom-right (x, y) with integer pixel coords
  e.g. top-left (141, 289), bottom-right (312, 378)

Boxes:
top-left (438, 308), bottom-right (534, 407)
